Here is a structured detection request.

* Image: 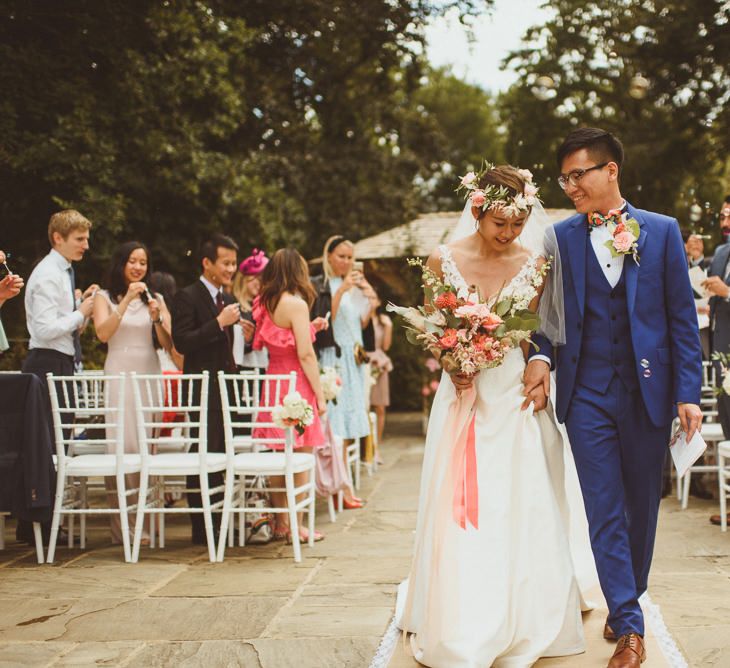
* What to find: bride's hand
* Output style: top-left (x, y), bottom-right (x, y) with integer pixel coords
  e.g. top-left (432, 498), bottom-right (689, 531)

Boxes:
top-left (449, 371), bottom-right (475, 392)
top-left (522, 386), bottom-right (547, 412)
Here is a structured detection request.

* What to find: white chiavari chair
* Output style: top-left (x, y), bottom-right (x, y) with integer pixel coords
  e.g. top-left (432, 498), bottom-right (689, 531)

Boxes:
top-left (46, 372), bottom-right (140, 563)
top-left (131, 371), bottom-right (225, 562)
top-left (217, 371), bottom-right (316, 563)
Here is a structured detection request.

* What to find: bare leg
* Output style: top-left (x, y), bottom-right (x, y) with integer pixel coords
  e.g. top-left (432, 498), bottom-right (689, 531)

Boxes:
top-left (375, 405), bottom-right (386, 462)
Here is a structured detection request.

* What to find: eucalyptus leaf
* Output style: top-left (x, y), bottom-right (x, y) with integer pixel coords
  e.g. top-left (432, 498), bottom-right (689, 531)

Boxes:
top-left (495, 299), bottom-right (512, 317)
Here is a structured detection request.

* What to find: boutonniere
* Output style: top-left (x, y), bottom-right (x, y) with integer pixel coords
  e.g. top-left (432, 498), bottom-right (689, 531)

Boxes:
top-left (605, 213), bottom-right (640, 265)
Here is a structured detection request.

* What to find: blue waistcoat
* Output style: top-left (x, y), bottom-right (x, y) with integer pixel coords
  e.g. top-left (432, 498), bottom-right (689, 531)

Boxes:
top-left (575, 237), bottom-right (639, 394)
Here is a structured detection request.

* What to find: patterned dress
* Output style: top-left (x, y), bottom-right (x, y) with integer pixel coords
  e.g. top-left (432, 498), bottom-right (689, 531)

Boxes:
top-left (318, 277), bottom-right (371, 439)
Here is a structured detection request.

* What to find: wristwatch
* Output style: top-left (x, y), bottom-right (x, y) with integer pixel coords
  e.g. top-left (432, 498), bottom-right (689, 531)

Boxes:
top-left (153, 315), bottom-right (163, 325)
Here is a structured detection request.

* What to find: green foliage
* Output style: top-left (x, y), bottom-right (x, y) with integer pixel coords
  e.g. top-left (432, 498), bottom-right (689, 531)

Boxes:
top-left (500, 0), bottom-right (730, 236)
top-left (0, 0), bottom-right (494, 354)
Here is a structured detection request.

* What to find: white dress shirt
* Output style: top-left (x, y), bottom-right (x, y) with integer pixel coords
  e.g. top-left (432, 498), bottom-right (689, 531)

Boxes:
top-left (25, 249), bottom-right (84, 355)
top-left (589, 221), bottom-right (625, 289)
top-left (199, 275), bottom-right (222, 303)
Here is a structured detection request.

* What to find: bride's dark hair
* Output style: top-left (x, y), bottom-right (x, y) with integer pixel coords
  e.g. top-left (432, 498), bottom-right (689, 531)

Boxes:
top-left (478, 165), bottom-right (527, 198)
top-left (473, 165), bottom-right (531, 222)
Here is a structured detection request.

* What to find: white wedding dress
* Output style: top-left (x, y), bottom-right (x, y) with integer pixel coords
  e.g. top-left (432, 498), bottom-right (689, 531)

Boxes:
top-left (395, 246), bottom-right (598, 668)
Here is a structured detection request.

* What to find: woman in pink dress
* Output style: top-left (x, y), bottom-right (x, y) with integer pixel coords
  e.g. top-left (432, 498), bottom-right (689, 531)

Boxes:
top-left (252, 248), bottom-right (329, 542)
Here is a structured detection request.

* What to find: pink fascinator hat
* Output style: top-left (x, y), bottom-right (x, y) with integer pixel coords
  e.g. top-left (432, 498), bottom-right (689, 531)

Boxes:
top-left (239, 249), bottom-right (269, 275)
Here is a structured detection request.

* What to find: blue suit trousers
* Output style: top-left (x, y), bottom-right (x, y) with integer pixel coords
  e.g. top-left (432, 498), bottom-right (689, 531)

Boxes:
top-left (565, 375), bottom-right (670, 637)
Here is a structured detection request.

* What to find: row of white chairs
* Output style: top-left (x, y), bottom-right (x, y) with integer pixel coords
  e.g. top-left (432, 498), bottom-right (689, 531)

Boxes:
top-left (43, 370), bottom-right (322, 564)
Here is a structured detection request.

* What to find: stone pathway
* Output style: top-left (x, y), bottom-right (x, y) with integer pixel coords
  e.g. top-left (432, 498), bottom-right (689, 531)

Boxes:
top-left (1, 413), bottom-right (728, 667)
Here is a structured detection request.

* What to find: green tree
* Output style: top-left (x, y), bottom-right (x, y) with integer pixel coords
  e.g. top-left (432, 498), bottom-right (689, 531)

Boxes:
top-left (406, 67), bottom-right (505, 212)
top-left (500, 0), bottom-right (730, 232)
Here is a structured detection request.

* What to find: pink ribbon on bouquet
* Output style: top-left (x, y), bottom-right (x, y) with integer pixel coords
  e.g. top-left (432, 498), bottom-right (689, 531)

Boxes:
top-left (451, 410), bottom-right (479, 530)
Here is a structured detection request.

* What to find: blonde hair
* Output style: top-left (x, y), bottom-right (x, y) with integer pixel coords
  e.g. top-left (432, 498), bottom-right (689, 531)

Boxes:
top-left (232, 272), bottom-right (259, 310)
top-left (48, 210), bottom-right (92, 245)
top-left (322, 235), bottom-right (354, 280)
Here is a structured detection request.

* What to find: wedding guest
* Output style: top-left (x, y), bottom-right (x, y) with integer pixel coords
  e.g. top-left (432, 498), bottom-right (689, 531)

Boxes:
top-left (92, 241), bottom-right (173, 546)
top-left (0, 249), bottom-right (24, 308)
top-left (685, 234), bottom-right (711, 359)
top-left (368, 298), bottom-right (393, 461)
top-left (311, 236), bottom-right (376, 508)
top-left (171, 233), bottom-right (254, 545)
top-left (251, 248), bottom-right (328, 542)
top-left (685, 233), bottom-right (709, 270)
top-left (149, 271), bottom-right (184, 370)
top-left (19, 210), bottom-right (97, 544)
top-left (232, 249), bottom-right (269, 373)
top-left (705, 197), bottom-right (730, 525)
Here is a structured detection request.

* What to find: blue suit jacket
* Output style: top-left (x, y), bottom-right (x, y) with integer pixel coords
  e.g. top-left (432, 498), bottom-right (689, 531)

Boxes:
top-left (531, 202), bottom-right (702, 427)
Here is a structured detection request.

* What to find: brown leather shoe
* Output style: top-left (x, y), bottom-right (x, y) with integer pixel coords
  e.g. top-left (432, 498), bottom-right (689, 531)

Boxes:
top-left (603, 619), bottom-right (617, 641)
top-left (608, 633), bottom-right (646, 667)
top-left (710, 513), bottom-right (730, 526)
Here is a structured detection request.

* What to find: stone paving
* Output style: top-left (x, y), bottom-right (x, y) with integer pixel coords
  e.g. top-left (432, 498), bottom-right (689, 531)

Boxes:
top-left (1, 413), bottom-right (729, 667)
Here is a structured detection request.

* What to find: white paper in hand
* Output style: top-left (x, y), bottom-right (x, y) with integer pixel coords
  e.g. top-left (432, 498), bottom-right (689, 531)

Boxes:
top-left (669, 426), bottom-right (707, 478)
top-left (688, 266), bottom-right (709, 298)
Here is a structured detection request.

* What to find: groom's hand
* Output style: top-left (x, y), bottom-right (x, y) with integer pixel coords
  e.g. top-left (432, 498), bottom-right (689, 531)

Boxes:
top-left (678, 402), bottom-right (702, 441)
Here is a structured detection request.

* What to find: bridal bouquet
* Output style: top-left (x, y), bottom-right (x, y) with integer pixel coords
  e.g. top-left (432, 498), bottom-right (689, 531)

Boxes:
top-left (388, 258), bottom-right (548, 376)
top-left (319, 366), bottom-right (343, 404)
top-left (272, 392), bottom-right (314, 435)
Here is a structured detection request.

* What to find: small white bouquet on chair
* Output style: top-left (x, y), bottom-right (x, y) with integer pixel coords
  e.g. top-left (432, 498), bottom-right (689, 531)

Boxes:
top-left (319, 366), bottom-right (343, 404)
top-left (272, 391), bottom-right (314, 436)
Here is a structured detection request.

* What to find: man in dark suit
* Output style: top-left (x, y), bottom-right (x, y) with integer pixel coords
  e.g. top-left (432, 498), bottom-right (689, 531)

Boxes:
top-left (705, 196), bottom-right (730, 525)
top-left (171, 233), bottom-right (254, 544)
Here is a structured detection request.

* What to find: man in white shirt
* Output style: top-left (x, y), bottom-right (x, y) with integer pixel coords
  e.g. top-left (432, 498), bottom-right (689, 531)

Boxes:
top-left (16, 210), bottom-right (97, 544)
top-left (22, 210), bottom-right (97, 409)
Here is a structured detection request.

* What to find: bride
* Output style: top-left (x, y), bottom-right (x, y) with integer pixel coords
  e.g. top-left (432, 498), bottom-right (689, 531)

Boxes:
top-left (395, 164), bottom-right (597, 667)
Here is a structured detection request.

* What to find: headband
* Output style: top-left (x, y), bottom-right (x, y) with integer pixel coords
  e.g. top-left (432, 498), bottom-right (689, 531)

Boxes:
top-left (327, 236), bottom-right (348, 254)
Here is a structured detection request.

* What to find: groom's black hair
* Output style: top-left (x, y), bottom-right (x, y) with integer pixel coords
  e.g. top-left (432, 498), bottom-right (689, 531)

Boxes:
top-left (557, 127), bottom-right (624, 173)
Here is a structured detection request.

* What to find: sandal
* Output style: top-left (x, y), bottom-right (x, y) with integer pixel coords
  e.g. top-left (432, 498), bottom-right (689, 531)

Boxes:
top-left (286, 529), bottom-right (325, 544)
top-left (272, 526), bottom-right (289, 541)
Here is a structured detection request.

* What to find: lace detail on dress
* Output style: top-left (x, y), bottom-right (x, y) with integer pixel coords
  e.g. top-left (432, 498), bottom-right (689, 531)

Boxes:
top-left (438, 245), bottom-right (470, 297)
top-left (438, 245), bottom-right (543, 306)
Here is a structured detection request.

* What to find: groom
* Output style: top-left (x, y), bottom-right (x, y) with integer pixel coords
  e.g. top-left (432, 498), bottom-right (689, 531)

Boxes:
top-left (525, 128), bottom-right (702, 668)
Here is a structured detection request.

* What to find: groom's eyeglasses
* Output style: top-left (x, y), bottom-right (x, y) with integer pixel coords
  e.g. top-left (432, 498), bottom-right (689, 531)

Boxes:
top-left (557, 162), bottom-right (609, 190)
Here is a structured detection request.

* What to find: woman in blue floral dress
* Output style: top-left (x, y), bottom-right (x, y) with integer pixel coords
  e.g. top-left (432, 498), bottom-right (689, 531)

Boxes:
top-left (312, 236), bottom-right (376, 507)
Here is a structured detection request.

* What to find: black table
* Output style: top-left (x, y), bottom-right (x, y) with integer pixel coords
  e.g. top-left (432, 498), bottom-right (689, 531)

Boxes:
top-left (0, 373), bottom-right (56, 524)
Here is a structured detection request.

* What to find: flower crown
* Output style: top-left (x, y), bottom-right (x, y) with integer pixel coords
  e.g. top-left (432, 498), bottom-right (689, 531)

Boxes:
top-left (456, 162), bottom-right (540, 218)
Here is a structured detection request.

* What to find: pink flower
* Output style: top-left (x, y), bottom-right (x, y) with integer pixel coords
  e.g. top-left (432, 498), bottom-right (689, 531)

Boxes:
top-left (613, 230), bottom-right (636, 253)
top-left (454, 303), bottom-right (491, 320)
top-left (518, 169), bottom-right (534, 182)
top-left (524, 183), bottom-right (538, 198)
top-left (434, 291), bottom-right (458, 310)
top-left (481, 313), bottom-right (504, 333)
top-left (471, 190), bottom-right (486, 208)
top-left (421, 385), bottom-right (431, 397)
top-left (425, 358), bottom-right (440, 372)
top-left (461, 171), bottom-right (477, 186)
top-left (429, 380), bottom-right (439, 391)
top-left (439, 328), bottom-right (458, 349)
